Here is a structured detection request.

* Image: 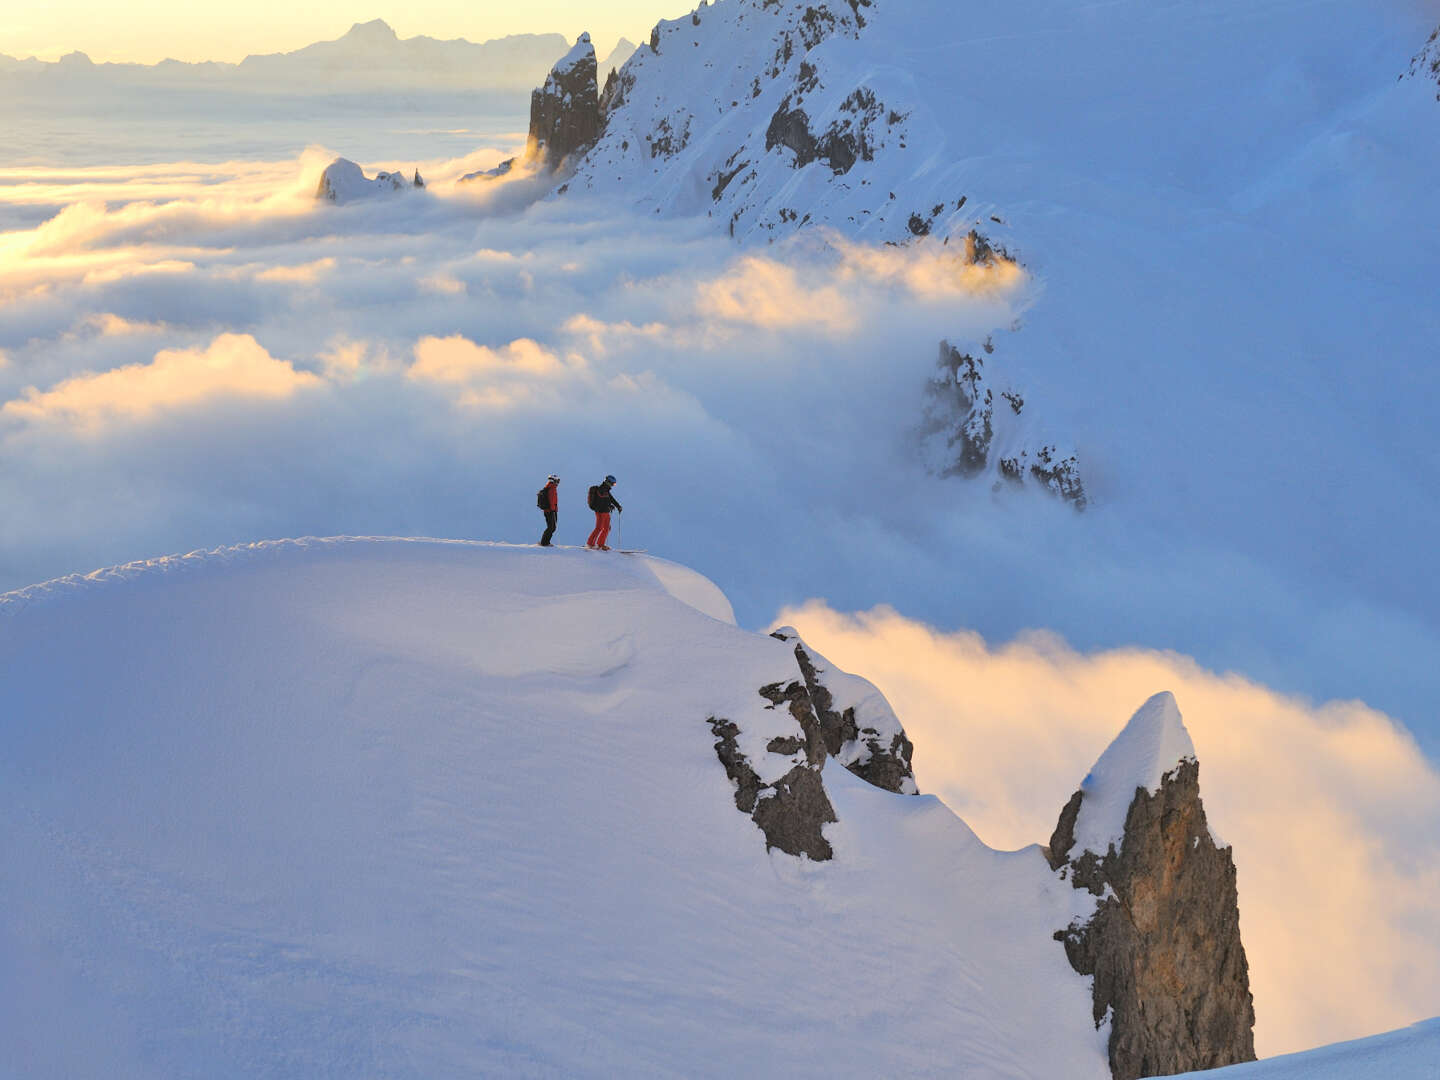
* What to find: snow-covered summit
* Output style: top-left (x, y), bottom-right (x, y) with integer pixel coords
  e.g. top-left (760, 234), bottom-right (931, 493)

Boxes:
top-left (552, 31), bottom-right (594, 76)
top-left (1070, 691), bottom-right (1200, 859)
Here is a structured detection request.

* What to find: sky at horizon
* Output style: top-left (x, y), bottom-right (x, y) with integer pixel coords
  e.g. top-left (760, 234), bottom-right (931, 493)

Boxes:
top-left (0, 2), bottom-right (688, 65)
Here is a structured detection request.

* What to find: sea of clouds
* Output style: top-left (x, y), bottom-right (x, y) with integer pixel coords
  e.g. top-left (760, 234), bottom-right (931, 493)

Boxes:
top-left (3, 123), bottom-right (1439, 1058)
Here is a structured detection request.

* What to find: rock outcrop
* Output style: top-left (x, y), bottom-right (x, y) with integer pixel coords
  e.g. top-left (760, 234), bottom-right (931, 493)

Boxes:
top-left (706, 628), bottom-right (917, 860)
top-left (528, 32), bottom-right (603, 171)
top-left (461, 32), bottom-right (605, 185)
top-left (1047, 693), bottom-right (1256, 1079)
top-left (770, 627), bottom-right (916, 794)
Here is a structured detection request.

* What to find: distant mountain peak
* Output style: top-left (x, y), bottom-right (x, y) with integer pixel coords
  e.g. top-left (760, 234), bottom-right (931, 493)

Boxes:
top-left (344, 18), bottom-right (399, 42)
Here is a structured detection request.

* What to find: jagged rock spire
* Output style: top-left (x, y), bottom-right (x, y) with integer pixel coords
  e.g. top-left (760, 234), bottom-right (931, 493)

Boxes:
top-left (527, 32), bottom-right (602, 171)
top-left (1048, 693), bottom-right (1255, 1079)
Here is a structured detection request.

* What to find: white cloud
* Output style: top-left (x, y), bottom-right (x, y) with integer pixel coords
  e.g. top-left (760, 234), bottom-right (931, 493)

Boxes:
top-left (778, 601), bottom-right (1440, 1058)
top-left (253, 257), bottom-right (338, 284)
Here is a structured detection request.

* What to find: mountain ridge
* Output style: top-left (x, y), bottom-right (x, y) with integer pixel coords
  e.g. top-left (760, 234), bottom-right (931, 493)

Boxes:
top-left (0, 21), bottom-right (571, 89)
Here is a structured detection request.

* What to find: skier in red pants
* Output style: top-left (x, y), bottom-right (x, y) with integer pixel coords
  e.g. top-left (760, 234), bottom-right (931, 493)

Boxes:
top-left (586, 475), bottom-right (622, 550)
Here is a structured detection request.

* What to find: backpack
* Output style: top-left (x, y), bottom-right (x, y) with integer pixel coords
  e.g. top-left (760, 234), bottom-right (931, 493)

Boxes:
top-left (588, 484), bottom-right (603, 511)
top-left (536, 486), bottom-right (549, 510)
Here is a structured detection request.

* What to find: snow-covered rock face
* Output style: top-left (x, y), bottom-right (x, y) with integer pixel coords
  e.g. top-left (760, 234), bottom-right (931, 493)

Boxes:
top-left (771, 626), bottom-right (916, 795)
top-left (568, 0), bottom-right (1010, 248)
top-left (1048, 692), bottom-right (1256, 1080)
top-left (461, 32), bottom-right (604, 185)
top-left (314, 157), bottom-right (423, 204)
top-left (705, 625), bottom-right (918, 860)
top-left (556, 0), bottom-right (1083, 506)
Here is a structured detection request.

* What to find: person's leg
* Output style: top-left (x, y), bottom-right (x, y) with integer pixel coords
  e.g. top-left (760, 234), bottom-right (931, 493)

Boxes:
top-left (596, 513), bottom-right (612, 549)
top-left (587, 512), bottom-right (606, 547)
top-left (541, 511), bottom-right (557, 545)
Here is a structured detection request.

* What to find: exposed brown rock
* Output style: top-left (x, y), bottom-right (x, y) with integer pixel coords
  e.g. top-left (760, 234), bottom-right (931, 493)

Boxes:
top-left (1050, 758), bottom-right (1256, 1079)
top-left (771, 628), bottom-right (917, 794)
top-left (706, 634), bottom-right (918, 860)
top-left (707, 678), bottom-right (835, 860)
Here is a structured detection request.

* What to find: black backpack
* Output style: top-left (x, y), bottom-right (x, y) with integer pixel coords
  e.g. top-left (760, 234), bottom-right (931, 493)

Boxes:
top-left (588, 485), bottom-right (603, 511)
top-left (536, 486), bottom-right (549, 510)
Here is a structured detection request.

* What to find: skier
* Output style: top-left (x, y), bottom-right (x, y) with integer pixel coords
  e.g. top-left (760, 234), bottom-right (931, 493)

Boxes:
top-left (537, 474), bottom-right (560, 546)
top-left (586, 474), bottom-right (623, 550)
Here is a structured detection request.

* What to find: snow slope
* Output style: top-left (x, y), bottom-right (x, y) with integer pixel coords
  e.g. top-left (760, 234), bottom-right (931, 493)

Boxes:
top-left (0, 537), bottom-right (1106, 1078)
top-left (1184, 1017), bottom-right (1440, 1080)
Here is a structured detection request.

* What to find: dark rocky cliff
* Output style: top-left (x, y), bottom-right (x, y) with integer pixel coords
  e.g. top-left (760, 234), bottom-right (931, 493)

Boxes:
top-left (527, 33), bottom-right (603, 171)
top-left (1048, 734), bottom-right (1256, 1078)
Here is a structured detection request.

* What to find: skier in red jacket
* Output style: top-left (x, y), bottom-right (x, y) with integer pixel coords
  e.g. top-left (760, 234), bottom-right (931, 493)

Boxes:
top-left (586, 475), bottom-right (622, 550)
top-left (539, 474), bottom-right (560, 546)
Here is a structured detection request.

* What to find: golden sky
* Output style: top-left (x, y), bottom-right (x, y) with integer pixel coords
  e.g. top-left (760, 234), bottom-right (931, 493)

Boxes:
top-left (0, 1), bottom-right (692, 64)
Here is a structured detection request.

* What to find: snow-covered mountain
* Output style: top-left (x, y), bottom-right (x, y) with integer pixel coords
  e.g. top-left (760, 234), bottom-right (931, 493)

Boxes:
top-left (537, 0), bottom-right (1439, 507)
top-left (1, 537), bottom-right (1258, 1077)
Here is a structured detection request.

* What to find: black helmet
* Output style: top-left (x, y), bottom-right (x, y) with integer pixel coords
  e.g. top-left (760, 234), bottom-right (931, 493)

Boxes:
top-left (604, 474), bottom-right (616, 484)
top-left (547, 474), bottom-right (560, 482)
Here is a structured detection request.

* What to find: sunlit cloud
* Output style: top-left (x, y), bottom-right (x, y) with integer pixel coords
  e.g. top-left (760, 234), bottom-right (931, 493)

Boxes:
top-left (407, 335), bottom-right (583, 384)
top-left (778, 601), bottom-right (1440, 1059)
top-left (562, 313), bottom-right (677, 356)
top-left (3, 333), bottom-right (320, 428)
top-left (81, 312), bottom-right (169, 337)
top-left (418, 272), bottom-right (467, 295)
top-left (833, 233), bottom-right (1027, 298)
top-left (253, 257), bottom-right (338, 284)
top-left (696, 256), bottom-right (856, 333)
top-left (80, 259), bottom-right (198, 285)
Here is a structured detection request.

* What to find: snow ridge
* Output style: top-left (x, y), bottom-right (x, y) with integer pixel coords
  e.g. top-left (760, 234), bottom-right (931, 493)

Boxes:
top-left (0, 536), bottom-right (1112, 1077)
